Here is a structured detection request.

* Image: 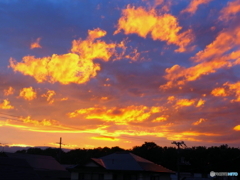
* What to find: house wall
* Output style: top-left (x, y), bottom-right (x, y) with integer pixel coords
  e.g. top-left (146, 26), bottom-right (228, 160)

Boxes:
top-left (70, 171), bottom-right (173, 180)
top-left (142, 173), bottom-right (160, 180)
top-left (104, 172), bottom-right (113, 180)
top-left (160, 174), bottom-right (172, 180)
top-left (71, 172), bottom-right (79, 180)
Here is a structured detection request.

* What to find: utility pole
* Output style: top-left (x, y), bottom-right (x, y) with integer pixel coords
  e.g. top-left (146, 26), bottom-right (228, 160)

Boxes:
top-left (59, 137), bottom-right (62, 150)
top-left (172, 141), bottom-right (187, 180)
top-left (56, 137), bottom-right (63, 163)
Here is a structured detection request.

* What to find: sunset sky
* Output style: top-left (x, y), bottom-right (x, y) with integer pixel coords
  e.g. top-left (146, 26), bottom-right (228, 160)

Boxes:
top-left (1, 0), bottom-right (240, 150)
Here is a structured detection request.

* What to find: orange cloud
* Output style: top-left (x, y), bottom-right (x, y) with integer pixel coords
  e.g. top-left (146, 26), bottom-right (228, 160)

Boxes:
top-left (100, 97), bottom-right (108, 100)
top-left (1, 115), bottom-right (110, 134)
top-left (10, 28), bottom-right (124, 85)
top-left (68, 105), bottom-right (166, 125)
top-left (196, 99), bottom-right (205, 107)
top-left (233, 125), bottom-right (240, 131)
top-left (152, 115), bottom-right (169, 122)
top-left (114, 5), bottom-right (193, 52)
top-left (30, 37), bottom-right (42, 49)
top-left (0, 99), bottom-right (14, 109)
top-left (41, 90), bottom-right (56, 104)
top-left (193, 30), bottom-right (240, 63)
top-left (91, 136), bottom-right (120, 141)
top-left (193, 118), bottom-right (206, 125)
top-left (167, 131), bottom-right (220, 141)
top-left (160, 26), bottom-right (240, 89)
top-left (167, 96), bottom-right (176, 102)
top-left (211, 87), bottom-right (228, 97)
top-left (20, 116), bottom-right (59, 126)
top-left (181, 0), bottom-right (213, 15)
top-left (225, 81), bottom-right (240, 102)
top-left (60, 97), bottom-right (68, 101)
top-left (105, 125), bottom-right (219, 143)
top-left (4, 87), bottom-right (15, 96)
top-left (71, 28), bottom-right (117, 61)
top-left (168, 97), bottom-right (205, 109)
top-left (175, 98), bottom-right (196, 107)
top-left (10, 53), bottom-right (101, 85)
top-left (19, 87), bottom-right (37, 101)
top-left (211, 81), bottom-right (240, 102)
top-left (220, 0), bottom-right (240, 21)
top-left (108, 126), bottom-right (166, 137)
top-left (1, 113), bottom-right (220, 144)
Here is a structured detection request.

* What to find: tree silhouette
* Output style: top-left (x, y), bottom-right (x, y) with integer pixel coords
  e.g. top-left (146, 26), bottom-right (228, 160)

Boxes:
top-left (14, 142), bottom-right (240, 172)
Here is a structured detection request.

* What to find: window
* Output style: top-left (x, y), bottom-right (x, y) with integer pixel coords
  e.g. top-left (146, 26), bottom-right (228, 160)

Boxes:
top-left (123, 174), bottom-right (131, 180)
top-left (123, 173), bottom-right (137, 180)
top-left (150, 175), bottom-right (159, 180)
top-left (78, 173), bottom-right (84, 180)
top-left (99, 174), bottom-right (104, 180)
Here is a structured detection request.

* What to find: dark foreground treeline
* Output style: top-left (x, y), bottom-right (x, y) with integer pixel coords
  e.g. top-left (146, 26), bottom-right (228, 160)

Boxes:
top-left (16, 142), bottom-right (240, 172)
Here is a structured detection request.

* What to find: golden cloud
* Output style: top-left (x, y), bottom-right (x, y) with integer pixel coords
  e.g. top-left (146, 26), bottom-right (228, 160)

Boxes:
top-left (91, 136), bottom-right (120, 141)
top-left (20, 116), bottom-right (60, 126)
top-left (10, 28), bottom-right (125, 85)
top-left (4, 87), bottom-right (15, 96)
top-left (100, 97), bottom-right (108, 100)
top-left (160, 26), bottom-right (240, 89)
top-left (30, 37), bottom-right (42, 49)
top-left (167, 96), bottom-right (205, 109)
top-left (211, 81), bottom-right (240, 102)
top-left (19, 87), bottom-right (37, 101)
top-left (0, 114), bottom-right (221, 145)
top-left (196, 99), bottom-right (205, 107)
top-left (193, 118), bottom-right (206, 125)
top-left (0, 99), bottom-right (14, 109)
top-left (71, 28), bottom-right (117, 61)
top-left (1, 116), bottom-right (109, 134)
top-left (167, 131), bottom-right (220, 141)
top-left (68, 105), bottom-right (166, 125)
top-left (167, 95), bottom-right (176, 102)
top-left (114, 5), bottom-right (193, 52)
top-left (60, 97), bottom-right (68, 101)
top-left (175, 98), bottom-right (196, 107)
top-left (152, 115), bottom-right (169, 122)
top-left (193, 30), bottom-right (240, 63)
top-left (101, 124), bottom-right (220, 143)
top-left (181, 0), bottom-right (213, 15)
top-left (107, 127), bottom-right (166, 137)
top-left (233, 125), bottom-right (240, 131)
top-left (41, 90), bottom-right (56, 104)
top-left (225, 81), bottom-right (240, 102)
top-left (10, 53), bottom-right (101, 85)
top-left (211, 87), bottom-right (228, 97)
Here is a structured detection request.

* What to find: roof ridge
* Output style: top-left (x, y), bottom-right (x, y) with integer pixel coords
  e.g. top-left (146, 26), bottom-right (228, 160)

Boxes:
top-left (91, 158), bottom-right (106, 168)
top-left (129, 153), bottom-right (154, 163)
